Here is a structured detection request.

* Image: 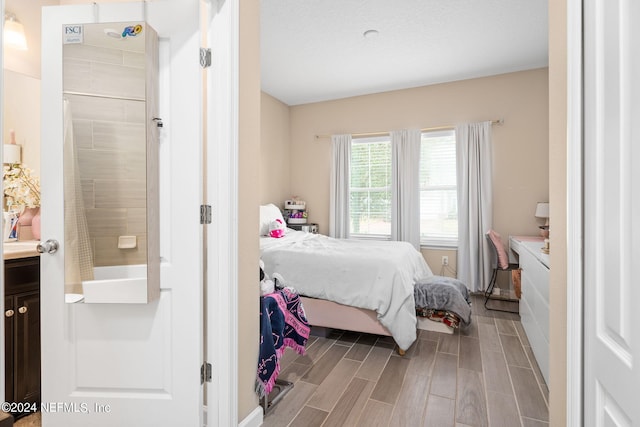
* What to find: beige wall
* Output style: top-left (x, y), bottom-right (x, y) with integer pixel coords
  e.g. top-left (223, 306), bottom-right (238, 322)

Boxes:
top-left (2, 70), bottom-right (40, 175)
top-left (280, 69), bottom-right (549, 273)
top-left (3, 0), bottom-right (59, 79)
top-left (260, 93), bottom-right (291, 205)
top-left (2, 0), bottom-right (56, 175)
top-left (421, 248), bottom-right (458, 278)
top-left (238, 0), bottom-right (261, 420)
top-left (548, 1), bottom-right (568, 425)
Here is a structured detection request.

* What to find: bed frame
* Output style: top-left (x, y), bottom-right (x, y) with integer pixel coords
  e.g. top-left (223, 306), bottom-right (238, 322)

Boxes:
top-left (300, 296), bottom-right (453, 354)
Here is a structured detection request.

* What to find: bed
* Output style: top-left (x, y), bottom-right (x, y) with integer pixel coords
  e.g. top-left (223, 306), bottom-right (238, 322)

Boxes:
top-left (258, 204), bottom-right (470, 351)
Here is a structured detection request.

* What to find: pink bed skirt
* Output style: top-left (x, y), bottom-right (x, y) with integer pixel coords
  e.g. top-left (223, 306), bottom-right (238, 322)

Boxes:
top-left (300, 296), bottom-right (392, 336)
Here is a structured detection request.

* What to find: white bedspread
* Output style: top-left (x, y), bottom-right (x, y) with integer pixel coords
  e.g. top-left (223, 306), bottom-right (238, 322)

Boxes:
top-left (260, 230), bottom-right (433, 350)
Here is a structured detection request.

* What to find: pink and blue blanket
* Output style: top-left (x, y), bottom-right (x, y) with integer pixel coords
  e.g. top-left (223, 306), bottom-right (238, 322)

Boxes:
top-left (256, 288), bottom-right (310, 397)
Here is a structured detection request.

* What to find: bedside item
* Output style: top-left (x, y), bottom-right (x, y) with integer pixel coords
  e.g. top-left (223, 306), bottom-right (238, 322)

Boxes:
top-left (284, 199), bottom-right (305, 210)
top-left (535, 202), bottom-right (550, 237)
top-left (283, 198), bottom-right (308, 224)
top-left (288, 223), bottom-right (318, 234)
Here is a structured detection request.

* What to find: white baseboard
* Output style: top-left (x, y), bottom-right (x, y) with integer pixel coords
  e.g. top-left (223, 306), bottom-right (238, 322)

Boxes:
top-left (238, 406), bottom-right (263, 427)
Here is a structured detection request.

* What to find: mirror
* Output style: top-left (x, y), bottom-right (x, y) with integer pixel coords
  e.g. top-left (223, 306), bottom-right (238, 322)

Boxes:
top-left (62, 22), bottom-right (159, 304)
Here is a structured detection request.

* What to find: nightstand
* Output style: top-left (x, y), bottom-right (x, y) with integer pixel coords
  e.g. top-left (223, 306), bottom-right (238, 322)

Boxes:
top-left (287, 223), bottom-right (318, 234)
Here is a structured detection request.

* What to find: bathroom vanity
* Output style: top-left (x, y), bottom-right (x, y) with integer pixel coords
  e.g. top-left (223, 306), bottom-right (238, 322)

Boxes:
top-left (4, 242), bottom-right (40, 418)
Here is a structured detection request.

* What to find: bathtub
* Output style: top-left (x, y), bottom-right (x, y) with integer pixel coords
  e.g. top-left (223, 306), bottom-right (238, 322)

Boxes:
top-left (82, 264), bottom-right (148, 303)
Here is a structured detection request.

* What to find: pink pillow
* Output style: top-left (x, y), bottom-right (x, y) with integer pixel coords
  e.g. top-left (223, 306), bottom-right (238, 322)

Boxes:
top-left (488, 229), bottom-right (509, 269)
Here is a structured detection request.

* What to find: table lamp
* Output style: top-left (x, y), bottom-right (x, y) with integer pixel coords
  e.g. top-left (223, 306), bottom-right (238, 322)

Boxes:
top-left (4, 130), bottom-right (22, 164)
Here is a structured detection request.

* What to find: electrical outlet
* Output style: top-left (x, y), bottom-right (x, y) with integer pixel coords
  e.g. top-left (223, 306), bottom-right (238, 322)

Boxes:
top-left (442, 256), bottom-right (449, 266)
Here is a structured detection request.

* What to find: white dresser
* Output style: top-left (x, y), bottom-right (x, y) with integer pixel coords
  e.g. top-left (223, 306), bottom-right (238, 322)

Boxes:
top-left (509, 236), bottom-right (549, 385)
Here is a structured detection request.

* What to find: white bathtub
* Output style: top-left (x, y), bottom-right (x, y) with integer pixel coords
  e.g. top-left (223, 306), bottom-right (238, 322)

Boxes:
top-left (82, 264), bottom-right (148, 304)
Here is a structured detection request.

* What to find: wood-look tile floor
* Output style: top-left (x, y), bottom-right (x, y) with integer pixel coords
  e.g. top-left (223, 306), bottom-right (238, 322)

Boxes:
top-left (263, 295), bottom-right (549, 427)
top-left (13, 412), bottom-right (40, 427)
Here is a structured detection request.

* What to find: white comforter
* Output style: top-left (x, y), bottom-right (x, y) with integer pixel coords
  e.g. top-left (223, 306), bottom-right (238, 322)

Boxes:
top-left (260, 230), bottom-right (433, 350)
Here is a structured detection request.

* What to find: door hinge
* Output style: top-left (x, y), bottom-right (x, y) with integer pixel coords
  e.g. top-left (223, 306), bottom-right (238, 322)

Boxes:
top-left (200, 205), bottom-right (212, 224)
top-left (200, 47), bottom-right (212, 68)
top-left (201, 362), bottom-right (212, 384)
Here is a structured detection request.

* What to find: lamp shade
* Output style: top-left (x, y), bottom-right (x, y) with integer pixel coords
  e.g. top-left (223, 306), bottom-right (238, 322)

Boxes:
top-left (535, 202), bottom-right (550, 219)
top-left (4, 13), bottom-right (28, 51)
top-left (3, 144), bottom-right (21, 164)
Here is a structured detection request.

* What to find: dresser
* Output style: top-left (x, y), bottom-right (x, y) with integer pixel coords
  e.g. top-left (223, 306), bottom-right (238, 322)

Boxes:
top-left (509, 236), bottom-right (549, 385)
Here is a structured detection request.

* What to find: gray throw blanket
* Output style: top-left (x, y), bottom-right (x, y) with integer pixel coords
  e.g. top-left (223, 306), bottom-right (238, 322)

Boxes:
top-left (414, 276), bottom-right (472, 327)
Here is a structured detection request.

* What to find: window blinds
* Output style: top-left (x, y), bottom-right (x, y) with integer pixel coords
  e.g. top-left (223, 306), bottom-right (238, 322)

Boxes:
top-left (420, 131), bottom-right (458, 245)
top-left (349, 137), bottom-right (392, 236)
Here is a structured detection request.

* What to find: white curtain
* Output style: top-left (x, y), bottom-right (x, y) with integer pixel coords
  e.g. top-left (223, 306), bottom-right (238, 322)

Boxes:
top-left (63, 99), bottom-right (94, 294)
top-left (391, 129), bottom-right (421, 249)
top-left (330, 134), bottom-right (352, 238)
top-left (456, 121), bottom-right (493, 292)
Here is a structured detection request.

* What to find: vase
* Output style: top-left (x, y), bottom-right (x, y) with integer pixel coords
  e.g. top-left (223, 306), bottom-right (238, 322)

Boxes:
top-left (17, 207), bottom-right (40, 240)
top-left (18, 207), bottom-right (38, 227)
top-left (31, 209), bottom-right (41, 240)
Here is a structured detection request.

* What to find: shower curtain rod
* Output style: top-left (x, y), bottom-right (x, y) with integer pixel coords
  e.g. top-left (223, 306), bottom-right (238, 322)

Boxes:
top-left (63, 91), bottom-right (145, 103)
top-left (314, 119), bottom-right (504, 139)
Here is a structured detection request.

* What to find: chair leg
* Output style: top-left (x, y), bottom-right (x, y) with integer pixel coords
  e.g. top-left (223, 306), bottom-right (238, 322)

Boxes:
top-left (484, 269), bottom-right (519, 313)
top-left (484, 269), bottom-right (498, 306)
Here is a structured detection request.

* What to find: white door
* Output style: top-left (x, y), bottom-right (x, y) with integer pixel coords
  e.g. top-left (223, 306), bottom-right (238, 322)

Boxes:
top-left (583, 0), bottom-right (640, 424)
top-left (40, 2), bottom-right (206, 426)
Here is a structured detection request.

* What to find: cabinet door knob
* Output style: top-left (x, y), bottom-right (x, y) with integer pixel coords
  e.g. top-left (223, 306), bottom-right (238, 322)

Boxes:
top-left (5, 310), bottom-right (14, 318)
top-left (18, 306), bottom-right (27, 314)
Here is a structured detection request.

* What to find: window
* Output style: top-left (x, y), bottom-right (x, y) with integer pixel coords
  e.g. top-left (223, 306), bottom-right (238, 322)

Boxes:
top-left (349, 136), bottom-right (392, 238)
top-left (420, 130), bottom-right (458, 246)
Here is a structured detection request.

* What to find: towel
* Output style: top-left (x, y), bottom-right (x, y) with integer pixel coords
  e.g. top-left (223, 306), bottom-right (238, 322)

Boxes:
top-left (256, 288), bottom-right (310, 397)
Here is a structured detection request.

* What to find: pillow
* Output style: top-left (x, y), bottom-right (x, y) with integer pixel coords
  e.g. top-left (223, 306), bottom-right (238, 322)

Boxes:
top-left (259, 204), bottom-right (285, 236)
top-left (487, 229), bottom-right (509, 269)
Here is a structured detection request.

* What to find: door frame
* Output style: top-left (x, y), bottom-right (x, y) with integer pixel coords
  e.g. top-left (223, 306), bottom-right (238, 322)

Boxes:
top-left (566, 0), bottom-right (583, 425)
top-left (205, 0), bottom-right (240, 425)
top-left (0, 0), bottom-right (6, 406)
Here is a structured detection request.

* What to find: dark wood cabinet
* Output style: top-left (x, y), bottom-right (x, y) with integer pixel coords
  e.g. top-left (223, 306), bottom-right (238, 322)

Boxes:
top-left (4, 256), bottom-right (41, 418)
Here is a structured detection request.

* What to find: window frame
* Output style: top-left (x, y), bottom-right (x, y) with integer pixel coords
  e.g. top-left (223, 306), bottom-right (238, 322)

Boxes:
top-left (419, 129), bottom-right (458, 248)
top-left (348, 135), bottom-right (392, 240)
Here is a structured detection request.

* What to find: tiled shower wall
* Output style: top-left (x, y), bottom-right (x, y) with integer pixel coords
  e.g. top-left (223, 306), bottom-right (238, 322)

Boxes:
top-left (63, 42), bottom-right (147, 267)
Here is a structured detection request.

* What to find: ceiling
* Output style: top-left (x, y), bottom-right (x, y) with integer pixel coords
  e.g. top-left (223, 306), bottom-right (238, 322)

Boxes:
top-left (261, 0), bottom-right (549, 106)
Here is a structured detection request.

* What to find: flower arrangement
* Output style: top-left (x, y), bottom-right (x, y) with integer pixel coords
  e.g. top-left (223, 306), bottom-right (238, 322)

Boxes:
top-left (3, 163), bottom-right (41, 210)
